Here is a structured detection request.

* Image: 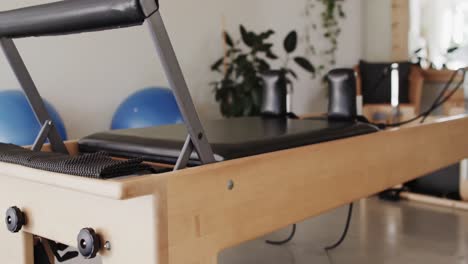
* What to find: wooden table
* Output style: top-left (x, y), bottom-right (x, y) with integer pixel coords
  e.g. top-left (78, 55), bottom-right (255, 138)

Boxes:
top-left (1, 115), bottom-right (467, 264)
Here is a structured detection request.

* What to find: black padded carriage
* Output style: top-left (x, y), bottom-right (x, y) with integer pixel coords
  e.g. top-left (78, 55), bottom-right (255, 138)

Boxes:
top-left (79, 117), bottom-right (379, 166)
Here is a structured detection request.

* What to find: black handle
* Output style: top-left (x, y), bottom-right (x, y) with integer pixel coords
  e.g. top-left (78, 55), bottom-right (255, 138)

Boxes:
top-left (77, 228), bottom-right (102, 259)
top-left (0, 0), bottom-right (148, 39)
top-left (5, 206), bottom-right (26, 233)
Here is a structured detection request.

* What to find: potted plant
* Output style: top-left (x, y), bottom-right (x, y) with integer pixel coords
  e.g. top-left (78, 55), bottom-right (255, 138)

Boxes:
top-left (210, 25), bottom-right (315, 117)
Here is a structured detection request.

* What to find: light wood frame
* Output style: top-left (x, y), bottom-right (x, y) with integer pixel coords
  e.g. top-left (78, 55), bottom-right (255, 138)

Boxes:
top-left (0, 115), bottom-right (467, 264)
top-left (392, 0), bottom-right (410, 61)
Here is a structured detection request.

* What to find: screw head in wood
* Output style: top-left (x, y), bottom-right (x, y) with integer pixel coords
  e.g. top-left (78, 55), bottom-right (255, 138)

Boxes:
top-left (227, 180), bottom-right (234, 190)
top-left (104, 241), bottom-right (111, 251)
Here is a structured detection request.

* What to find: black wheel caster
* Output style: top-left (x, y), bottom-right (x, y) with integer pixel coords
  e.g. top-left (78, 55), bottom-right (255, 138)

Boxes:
top-left (5, 206), bottom-right (26, 233)
top-left (77, 228), bottom-right (101, 259)
top-left (378, 188), bottom-right (404, 202)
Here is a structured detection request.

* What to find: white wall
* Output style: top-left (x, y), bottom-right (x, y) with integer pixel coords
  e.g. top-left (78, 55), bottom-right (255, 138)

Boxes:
top-left (0, 0), bottom-right (363, 139)
top-left (362, 0), bottom-right (393, 61)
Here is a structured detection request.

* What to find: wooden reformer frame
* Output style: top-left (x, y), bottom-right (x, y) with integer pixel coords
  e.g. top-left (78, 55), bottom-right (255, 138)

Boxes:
top-left (0, 1), bottom-right (467, 263)
top-left (0, 115), bottom-right (466, 263)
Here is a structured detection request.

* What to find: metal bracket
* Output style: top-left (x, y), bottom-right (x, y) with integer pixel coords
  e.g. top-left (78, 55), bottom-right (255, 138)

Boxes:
top-left (147, 11), bottom-right (216, 169)
top-left (0, 38), bottom-right (68, 154)
top-left (32, 120), bottom-right (52, 152)
top-left (34, 236), bottom-right (79, 263)
top-left (140, 0), bottom-right (159, 17)
top-left (174, 135), bottom-right (194, 171)
top-left (44, 238), bottom-right (79, 263)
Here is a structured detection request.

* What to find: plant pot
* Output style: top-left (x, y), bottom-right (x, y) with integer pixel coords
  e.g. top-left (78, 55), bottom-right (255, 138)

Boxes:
top-left (260, 70), bottom-right (289, 116)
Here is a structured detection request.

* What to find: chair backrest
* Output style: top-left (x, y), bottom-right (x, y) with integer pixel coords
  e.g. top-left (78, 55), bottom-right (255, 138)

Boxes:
top-left (355, 65), bottom-right (424, 114)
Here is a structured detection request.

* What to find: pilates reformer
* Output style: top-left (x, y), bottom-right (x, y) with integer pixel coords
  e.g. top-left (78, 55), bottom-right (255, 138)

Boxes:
top-left (0, 0), bottom-right (467, 263)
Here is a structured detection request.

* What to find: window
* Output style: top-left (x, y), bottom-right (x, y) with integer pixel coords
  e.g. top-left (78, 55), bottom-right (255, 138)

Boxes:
top-left (409, 0), bottom-right (468, 69)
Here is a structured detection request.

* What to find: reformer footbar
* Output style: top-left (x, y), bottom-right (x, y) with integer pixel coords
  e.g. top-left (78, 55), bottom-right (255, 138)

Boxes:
top-left (0, 0), bottom-right (215, 170)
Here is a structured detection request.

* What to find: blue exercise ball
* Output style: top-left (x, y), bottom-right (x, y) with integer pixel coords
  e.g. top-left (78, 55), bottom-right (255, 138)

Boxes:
top-left (111, 87), bottom-right (183, 130)
top-left (0, 90), bottom-right (67, 146)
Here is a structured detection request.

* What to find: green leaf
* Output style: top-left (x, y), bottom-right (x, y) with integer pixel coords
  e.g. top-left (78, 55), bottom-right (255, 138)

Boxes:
top-left (287, 69), bottom-right (298, 79)
top-left (266, 51), bottom-right (279, 60)
top-left (211, 58), bottom-right (223, 72)
top-left (413, 48), bottom-right (423, 54)
top-left (294, 57), bottom-right (315, 73)
top-left (226, 65), bottom-right (234, 77)
top-left (447, 46), bottom-right (459, 54)
top-left (338, 5), bottom-right (346, 18)
top-left (259, 30), bottom-right (275, 40)
top-left (256, 58), bottom-right (270, 72)
top-left (258, 43), bottom-right (273, 52)
top-left (284, 31), bottom-right (298, 53)
top-left (228, 48), bottom-right (242, 54)
top-left (240, 25), bottom-right (255, 47)
top-left (224, 31), bottom-right (234, 47)
top-left (240, 25), bottom-right (248, 39)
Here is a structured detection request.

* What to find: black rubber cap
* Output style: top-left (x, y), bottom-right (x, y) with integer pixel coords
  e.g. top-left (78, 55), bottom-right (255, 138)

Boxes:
top-left (5, 206), bottom-right (26, 233)
top-left (77, 228), bottom-right (101, 259)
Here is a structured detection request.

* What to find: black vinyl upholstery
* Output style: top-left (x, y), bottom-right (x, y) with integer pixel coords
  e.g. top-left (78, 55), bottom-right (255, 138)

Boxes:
top-left (79, 117), bottom-right (379, 166)
top-left (327, 68), bottom-right (357, 121)
top-left (0, 0), bottom-right (146, 38)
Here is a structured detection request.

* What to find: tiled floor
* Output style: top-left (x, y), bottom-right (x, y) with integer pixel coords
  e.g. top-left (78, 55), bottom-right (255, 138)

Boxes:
top-left (68, 197), bottom-right (468, 264)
